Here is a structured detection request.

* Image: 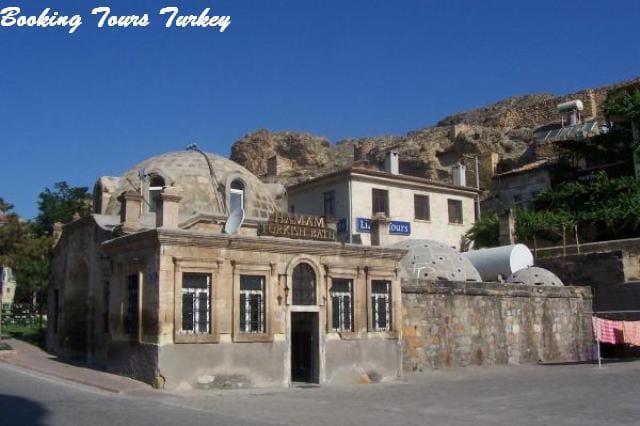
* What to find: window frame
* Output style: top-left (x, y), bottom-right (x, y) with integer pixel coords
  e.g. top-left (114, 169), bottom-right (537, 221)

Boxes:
top-left (447, 199), bottom-right (464, 225)
top-left (371, 188), bottom-right (389, 217)
top-left (414, 194), bottom-right (431, 221)
top-left (148, 175), bottom-right (165, 213)
top-left (230, 180), bottom-right (245, 212)
top-left (324, 266), bottom-right (360, 338)
top-left (323, 190), bottom-right (336, 217)
top-left (173, 258), bottom-right (220, 344)
top-left (233, 263), bottom-right (272, 343)
top-left (370, 280), bottom-right (391, 332)
top-left (366, 272), bottom-right (398, 337)
top-left (181, 273), bottom-right (212, 335)
top-left (292, 263), bottom-right (317, 306)
top-left (239, 275), bottom-right (266, 334)
top-left (330, 278), bottom-right (354, 333)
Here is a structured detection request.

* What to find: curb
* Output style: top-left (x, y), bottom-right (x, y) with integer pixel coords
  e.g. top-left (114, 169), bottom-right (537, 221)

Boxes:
top-left (0, 350), bottom-right (152, 395)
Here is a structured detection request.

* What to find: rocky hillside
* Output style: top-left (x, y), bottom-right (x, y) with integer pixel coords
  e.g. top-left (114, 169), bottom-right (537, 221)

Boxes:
top-left (230, 76), bottom-right (640, 188)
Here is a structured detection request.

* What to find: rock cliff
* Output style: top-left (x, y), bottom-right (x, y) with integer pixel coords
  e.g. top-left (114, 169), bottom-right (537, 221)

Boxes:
top-left (230, 76), bottom-right (640, 188)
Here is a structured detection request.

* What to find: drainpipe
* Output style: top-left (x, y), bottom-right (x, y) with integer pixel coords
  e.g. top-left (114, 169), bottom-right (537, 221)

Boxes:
top-left (348, 177), bottom-right (353, 244)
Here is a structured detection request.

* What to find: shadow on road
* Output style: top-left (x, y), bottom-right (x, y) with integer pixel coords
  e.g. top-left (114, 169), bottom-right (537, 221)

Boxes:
top-left (0, 394), bottom-right (49, 425)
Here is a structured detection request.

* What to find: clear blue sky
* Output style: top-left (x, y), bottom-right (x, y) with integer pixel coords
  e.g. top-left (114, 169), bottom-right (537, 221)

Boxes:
top-left (1, 0), bottom-right (639, 218)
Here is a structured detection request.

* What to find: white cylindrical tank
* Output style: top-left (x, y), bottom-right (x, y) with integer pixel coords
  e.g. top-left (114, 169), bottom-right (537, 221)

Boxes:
top-left (557, 100), bottom-right (584, 112)
top-left (462, 244), bottom-right (534, 282)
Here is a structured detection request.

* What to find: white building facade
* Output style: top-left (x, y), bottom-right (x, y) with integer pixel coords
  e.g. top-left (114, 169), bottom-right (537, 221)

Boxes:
top-left (287, 167), bottom-right (478, 249)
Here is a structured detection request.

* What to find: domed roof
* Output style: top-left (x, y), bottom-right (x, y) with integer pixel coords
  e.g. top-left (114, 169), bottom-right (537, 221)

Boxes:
top-left (103, 150), bottom-right (283, 219)
top-left (391, 239), bottom-right (481, 282)
top-left (506, 267), bottom-right (564, 287)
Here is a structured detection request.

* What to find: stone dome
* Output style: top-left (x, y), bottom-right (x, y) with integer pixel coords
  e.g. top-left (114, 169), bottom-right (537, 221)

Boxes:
top-left (506, 267), bottom-right (564, 287)
top-left (391, 239), bottom-right (481, 282)
top-left (103, 150), bottom-right (283, 219)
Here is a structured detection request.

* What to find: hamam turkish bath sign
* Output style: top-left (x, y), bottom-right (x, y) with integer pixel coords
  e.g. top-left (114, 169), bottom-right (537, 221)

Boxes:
top-left (258, 213), bottom-right (336, 242)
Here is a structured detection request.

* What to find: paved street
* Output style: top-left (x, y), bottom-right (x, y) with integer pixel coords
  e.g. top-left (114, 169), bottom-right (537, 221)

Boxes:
top-left (1, 359), bottom-right (640, 425)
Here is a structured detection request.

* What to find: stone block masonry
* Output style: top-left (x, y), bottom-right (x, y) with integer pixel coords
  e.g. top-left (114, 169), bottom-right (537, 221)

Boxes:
top-left (401, 280), bottom-right (593, 372)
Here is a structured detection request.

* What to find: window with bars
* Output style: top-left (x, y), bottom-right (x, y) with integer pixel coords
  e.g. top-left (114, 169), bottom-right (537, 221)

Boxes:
top-left (240, 275), bottom-right (265, 333)
top-left (371, 280), bottom-right (391, 331)
top-left (447, 199), bottom-right (463, 224)
top-left (181, 273), bottom-right (211, 334)
top-left (323, 190), bottom-right (336, 217)
top-left (414, 194), bottom-right (430, 221)
top-left (372, 188), bottom-right (389, 216)
top-left (125, 274), bottom-right (139, 336)
top-left (331, 279), bottom-right (353, 332)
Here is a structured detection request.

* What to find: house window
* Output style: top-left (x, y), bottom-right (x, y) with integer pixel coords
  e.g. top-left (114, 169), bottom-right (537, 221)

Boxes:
top-left (372, 189), bottom-right (389, 216)
top-left (414, 194), bottom-right (430, 221)
top-left (331, 279), bottom-right (353, 332)
top-left (240, 275), bottom-right (265, 333)
top-left (323, 190), bottom-right (336, 217)
top-left (181, 273), bottom-right (211, 334)
top-left (289, 205), bottom-right (295, 214)
top-left (148, 176), bottom-right (165, 213)
top-left (230, 180), bottom-right (244, 212)
top-left (292, 263), bottom-right (316, 305)
top-left (125, 274), bottom-right (139, 335)
top-left (371, 280), bottom-right (391, 331)
top-left (447, 199), bottom-right (463, 224)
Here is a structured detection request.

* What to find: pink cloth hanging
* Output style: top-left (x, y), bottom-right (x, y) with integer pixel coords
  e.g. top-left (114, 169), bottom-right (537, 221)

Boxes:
top-left (622, 321), bottom-right (640, 347)
top-left (592, 317), bottom-right (624, 344)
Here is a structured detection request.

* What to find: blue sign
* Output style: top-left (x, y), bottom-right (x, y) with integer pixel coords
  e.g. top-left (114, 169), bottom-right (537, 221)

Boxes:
top-left (389, 221), bottom-right (411, 235)
top-left (356, 218), bottom-right (411, 236)
top-left (356, 218), bottom-right (371, 232)
top-left (337, 218), bottom-right (348, 233)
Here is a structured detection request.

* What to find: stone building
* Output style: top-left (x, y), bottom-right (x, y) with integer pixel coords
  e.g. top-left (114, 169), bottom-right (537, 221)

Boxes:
top-left (483, 159), bottom-right (554, 212)
top-left (48, 150), bottom-right (405, 389)
top-left (287, 150), bottom-right (479, 249)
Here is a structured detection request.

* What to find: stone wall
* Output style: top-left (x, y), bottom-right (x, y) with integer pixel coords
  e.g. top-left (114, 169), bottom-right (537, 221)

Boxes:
top-left (401, 280), bottom-right (593, 372)
top-left (536, 237), bottom-right (640, 282)
top-left (537, 250), bottom-right (640, 314)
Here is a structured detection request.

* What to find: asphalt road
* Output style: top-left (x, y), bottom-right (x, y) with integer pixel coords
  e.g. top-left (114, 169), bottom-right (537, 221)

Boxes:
top-left (0, 363), bottom-right (262, 426)
top-left (1, 360), bottom-right (640, 425)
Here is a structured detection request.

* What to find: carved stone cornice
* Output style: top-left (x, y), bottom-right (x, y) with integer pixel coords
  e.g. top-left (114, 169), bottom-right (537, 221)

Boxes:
top-left (101, 228), bottom-right (407, 260)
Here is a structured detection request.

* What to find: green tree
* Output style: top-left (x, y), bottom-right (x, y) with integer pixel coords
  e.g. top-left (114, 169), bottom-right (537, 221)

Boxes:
top-left (0, 197), bottom-right (14, 216)
top-left (603, 88), bottom-right (640, 177)
top-left (0, 207), bottom-right (52, 306)
top-left (34, 181), bottom-right (91, 236)
top-left (466, 174), bottom-right (640, 247)
top-left (464, 212), bottom-right (500, 248)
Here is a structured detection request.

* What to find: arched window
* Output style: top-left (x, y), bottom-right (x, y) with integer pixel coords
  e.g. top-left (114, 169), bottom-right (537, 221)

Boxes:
top-left (148, 176), bottom-right (165, 213)
top-left (292, 263), bottom-right (316, 305)
top-left (230, 180), bottom-right (244, 212)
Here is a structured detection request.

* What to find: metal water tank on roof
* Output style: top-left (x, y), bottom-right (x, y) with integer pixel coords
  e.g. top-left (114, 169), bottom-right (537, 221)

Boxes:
top-left (557, 100), bottom-right (584, 112)
top-left (462, 244), bottom-right (533, 282)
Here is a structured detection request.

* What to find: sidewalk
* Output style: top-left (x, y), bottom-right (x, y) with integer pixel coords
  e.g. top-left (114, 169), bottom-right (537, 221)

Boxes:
top-left (0, 338), bottom-right (154, 395)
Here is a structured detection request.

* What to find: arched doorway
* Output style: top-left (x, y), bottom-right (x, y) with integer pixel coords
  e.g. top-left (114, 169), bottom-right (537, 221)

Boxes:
top-left (290, 262), bottom-right (319, 383)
